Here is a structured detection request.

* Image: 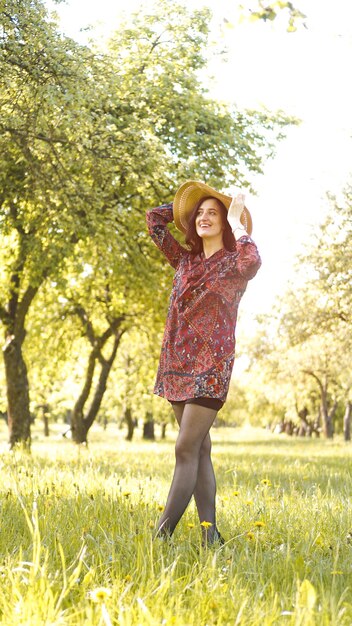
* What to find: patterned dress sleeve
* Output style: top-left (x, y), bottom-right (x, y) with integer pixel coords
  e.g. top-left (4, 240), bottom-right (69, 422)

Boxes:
top-left (146, 203), bottom-right (187, 269)
top-left (235, 236), bottom-right (262, 280)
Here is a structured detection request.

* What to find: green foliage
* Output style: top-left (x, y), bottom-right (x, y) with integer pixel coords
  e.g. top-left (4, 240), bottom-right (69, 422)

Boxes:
top-left (0, 0), bottom-right (102, 285)
top-left (240, 1), bottom-right (307, 32)
top-left (241, 184), bottom-right (352, 434)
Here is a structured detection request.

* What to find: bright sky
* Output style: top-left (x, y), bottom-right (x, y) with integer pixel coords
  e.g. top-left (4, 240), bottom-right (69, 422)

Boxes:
top-left (46, 0), bottom-right (352, 316)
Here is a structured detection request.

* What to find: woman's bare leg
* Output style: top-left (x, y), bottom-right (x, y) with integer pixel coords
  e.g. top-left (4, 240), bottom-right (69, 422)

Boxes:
top-left (157, 403), bottom-right (218, 540)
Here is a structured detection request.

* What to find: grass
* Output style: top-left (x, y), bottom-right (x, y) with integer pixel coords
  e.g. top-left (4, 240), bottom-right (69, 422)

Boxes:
top-left (1, 420), bottom-right (352, 625)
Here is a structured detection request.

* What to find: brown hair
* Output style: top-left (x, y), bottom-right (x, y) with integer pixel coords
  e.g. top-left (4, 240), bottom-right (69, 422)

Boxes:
top-left (185, 196), bottom-right (236, 255)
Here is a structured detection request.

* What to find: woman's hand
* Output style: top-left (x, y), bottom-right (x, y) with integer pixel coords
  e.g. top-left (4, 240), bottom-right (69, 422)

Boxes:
top-left (227, 193), bottom-right (249, 239)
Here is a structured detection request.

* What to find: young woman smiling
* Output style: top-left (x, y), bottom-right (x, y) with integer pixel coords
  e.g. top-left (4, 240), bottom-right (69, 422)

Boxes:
top-left (146, 180), bottom-right (261, 544)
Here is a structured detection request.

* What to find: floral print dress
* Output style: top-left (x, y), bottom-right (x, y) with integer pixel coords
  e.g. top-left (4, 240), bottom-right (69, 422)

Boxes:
top-left (146, 203), bottom-right (261, 403)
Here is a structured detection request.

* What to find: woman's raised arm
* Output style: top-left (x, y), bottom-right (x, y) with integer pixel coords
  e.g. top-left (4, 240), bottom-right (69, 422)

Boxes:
top-left (146, 203), bottom-right (187, 269)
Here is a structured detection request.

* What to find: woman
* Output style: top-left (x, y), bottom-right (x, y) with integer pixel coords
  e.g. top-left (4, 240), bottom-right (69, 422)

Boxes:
top-left (146, 180), bottom-right (261, 544)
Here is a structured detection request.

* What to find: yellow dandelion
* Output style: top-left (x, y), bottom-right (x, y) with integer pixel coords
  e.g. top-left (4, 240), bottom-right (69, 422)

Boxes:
top-left (261, 479), bottom-right (272, 486)
top-left (187, 523), bottom-right (195, 529)
top-left (246, 531), bottom-right (255, 541)
top-left (245, 500), bottom-right (253, 506)
top-left (200, 521), bottom-right (213, 529)
top-left (124, 574), bottom-right (132, 582)
top-left (89, 587), bottom-right (112, 603)
top-left (122, 491), bottom-right (131, 497)
top-left (233, 491), bottom-right (239, 497)
top-left (157, 505), bottom-right (164, 511)
top-left (254, 520), bottom-right (265, 528)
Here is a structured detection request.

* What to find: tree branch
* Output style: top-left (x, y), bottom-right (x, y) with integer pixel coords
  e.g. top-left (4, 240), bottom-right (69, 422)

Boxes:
top-left (15, 285), bottom-right (40, 337)
top-left (2, 125), bottom-right (69, 146)
top-left (302, 369), bottom-right (324, 393)
top-left (84, 328), bottom-right (126, 430)
top-left (73, 305), bottom-right (96, 346)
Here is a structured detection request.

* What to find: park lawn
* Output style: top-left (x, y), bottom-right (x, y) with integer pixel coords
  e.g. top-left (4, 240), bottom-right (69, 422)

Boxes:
top-left (0, 422), bottom-right (352, 625)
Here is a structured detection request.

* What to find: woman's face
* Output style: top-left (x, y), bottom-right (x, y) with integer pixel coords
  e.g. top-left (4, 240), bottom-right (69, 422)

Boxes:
top-left (195, 198), bottom-right (224, 241)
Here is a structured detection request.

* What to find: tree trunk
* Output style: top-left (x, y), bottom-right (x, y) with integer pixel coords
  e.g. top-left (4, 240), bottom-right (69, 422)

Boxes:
top-left (3, 335), bottom-right (31, 449)
top-left (83, 334), bottom-right (120, 434)
top-left (43, 416), bottom-right (49, 437)
top-left (71, 332), bottom-right (123, 444)
top-left (322, 398), bottom-right (337, 439)
top-left (303, 370), bottom-right (335, 439)
top-left (344, 401), bottom-right (352, 442)
top-left (38, 404), bottom-right (50, 437)
top-left (314, 406), bottom-right (321, 438)
top-left (125, 407), bottom-right (135, 441)
top-left (160, 422), bottom-right (167, 439)
top-left (70, 311), bottom-right (125, 444)
top-left (71, 409), bottom-right (89, 444)
top-left (143, 412), bottom-right (155, 440)
top-left (71, 350), bottom-right (97, 444)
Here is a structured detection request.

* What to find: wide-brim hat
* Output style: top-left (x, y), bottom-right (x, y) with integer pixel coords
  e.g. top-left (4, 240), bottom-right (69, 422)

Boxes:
top-left (173, 180), bottom-right (253, 236)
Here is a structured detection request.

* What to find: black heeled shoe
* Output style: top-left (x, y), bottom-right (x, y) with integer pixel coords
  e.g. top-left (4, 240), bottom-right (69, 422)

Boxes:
top-left (214, 528), bottom-right (225, 545)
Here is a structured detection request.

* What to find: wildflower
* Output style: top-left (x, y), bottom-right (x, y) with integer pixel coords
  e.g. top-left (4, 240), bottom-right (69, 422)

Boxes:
top-left (233, 491), bottom-right (239, 497)
top-left (157, 505), bottom-right (164, 511)
top-left (148, 521), bottom-right (154, 528)
top-left (124, 574), bottom-right (132, 582)
top-left (261, 478), bottom-right (272, 486)
top-left (88, 587), bottom-right (112, 603)
top-left (245, 500), bottom-right (253, 506)
top-left (200, 521), bottom-right (213, 529)
top-left (122, 491), bottom-right (131, 497)
top-left (246, 532), bottom-right (255, 541)
top-left (254, 520), bottom-right (265, 528)
top-left (187, 523), bottom-right (195, 529)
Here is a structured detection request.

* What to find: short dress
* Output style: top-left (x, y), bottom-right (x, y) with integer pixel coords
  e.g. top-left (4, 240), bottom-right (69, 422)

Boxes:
top-left (146, 203), bottom-right (261, 407)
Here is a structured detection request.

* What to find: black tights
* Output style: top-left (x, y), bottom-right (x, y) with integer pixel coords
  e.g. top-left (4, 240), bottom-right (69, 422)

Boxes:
top-left (157, 402), bottom-right (222, 543)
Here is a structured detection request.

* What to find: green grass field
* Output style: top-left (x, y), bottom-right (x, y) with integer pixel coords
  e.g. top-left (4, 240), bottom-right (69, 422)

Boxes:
top-left (1, 420), bottom-right (352, 625)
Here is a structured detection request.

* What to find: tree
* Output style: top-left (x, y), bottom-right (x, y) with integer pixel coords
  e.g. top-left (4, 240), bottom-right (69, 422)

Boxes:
top-left (0, 0), bottom-right (111, 446)
top-left (281, 185), bottom-right (352, 436)
top-left (243, 184), bottom-right (352, 437)
top-left (0, 0), bottom-right (295, 447)
top-left (0, 0), bottom-right (172, 446)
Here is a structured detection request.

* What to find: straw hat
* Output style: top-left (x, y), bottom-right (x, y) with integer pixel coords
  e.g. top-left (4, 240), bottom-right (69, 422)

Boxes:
top-left (173, 180), bottom-right (252, 236)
